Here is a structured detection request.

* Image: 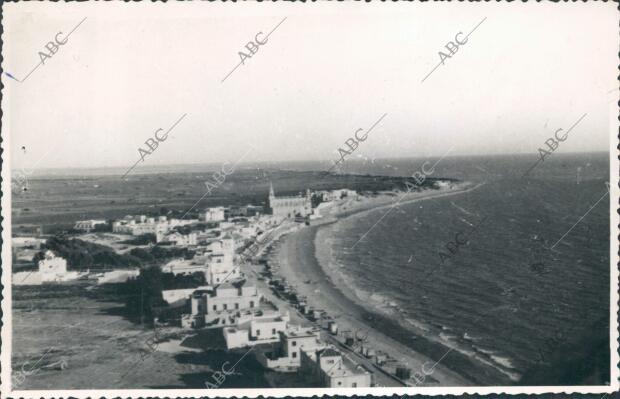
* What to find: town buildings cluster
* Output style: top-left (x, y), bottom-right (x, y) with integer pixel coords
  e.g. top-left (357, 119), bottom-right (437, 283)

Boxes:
top-left (163, 224), bottom-right (373, 387)
top-left (111, 215), bottom-right (194, 237)
top-left (13, 184), bottom-right (372, 387)
top-left (157, 184), bottom-right (370, 387)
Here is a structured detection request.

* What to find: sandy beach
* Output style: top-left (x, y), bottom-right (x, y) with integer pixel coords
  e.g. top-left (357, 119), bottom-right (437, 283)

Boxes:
top-left (264, 183), bottom-right (482, 387)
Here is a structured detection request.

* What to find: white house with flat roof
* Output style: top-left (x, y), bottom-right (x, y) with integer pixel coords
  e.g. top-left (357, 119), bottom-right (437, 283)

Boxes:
top-left (162, 258), bottom-right (207, 276)
top-left (223, 310), bottom-right (290, 349)
top-left (38, 251), bottom-right (82, 283)
top-left (39, 250), bottom-right (68, 281)
top-left (300, 345), bottom-right (372, 387)
top-left (256, 326), bottom-right (324, 371)
top-left (73, 219), bottom-right (107, 232)
top-left (187, 280), bottom-right (261, 328)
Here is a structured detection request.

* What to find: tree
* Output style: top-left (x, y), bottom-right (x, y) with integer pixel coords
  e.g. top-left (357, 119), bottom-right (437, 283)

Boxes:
top-left (33, 235), bottom-right (142, 270)
top-left (311, 193), bottom-right (324, 208)
top-left (130, 248), bottom-right (155, 262)
top-left (125, 267), bottom-right (166, 326)
top-left (93, 222), bottom-right (112, 232)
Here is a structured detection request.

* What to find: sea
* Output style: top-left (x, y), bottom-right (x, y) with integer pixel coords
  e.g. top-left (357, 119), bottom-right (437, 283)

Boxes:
top-left (297, 153), bottom-right (611, 385)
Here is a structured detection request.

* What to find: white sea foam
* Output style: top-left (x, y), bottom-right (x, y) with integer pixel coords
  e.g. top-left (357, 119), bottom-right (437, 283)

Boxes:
top-left (463, 332), bottom-right (478, 341)
top-left (474, 346), bottom-right (496, 355)
top-left (490, 354), bottom-right (516, 370)
top-left (405, 318), bottom-right (431, 333)
top-left (439, 332), bottom-right (458, 343)
top-left (459, 217), bottom-right (474, 227)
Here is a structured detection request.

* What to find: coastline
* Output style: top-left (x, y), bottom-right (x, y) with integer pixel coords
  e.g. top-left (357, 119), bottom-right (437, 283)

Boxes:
top-left (321, 181), bottom-right (484, 224)
top-left (268, 183), bottom-right (482, 386)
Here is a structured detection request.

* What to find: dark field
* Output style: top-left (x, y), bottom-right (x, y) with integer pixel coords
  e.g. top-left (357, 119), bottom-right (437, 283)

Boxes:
top-left (12, 284), bottom-right (303, 389)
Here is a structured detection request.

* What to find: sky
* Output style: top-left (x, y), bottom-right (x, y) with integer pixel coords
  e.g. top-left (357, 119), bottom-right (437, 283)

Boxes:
top-left (2, 1), bottom-right (618, 171)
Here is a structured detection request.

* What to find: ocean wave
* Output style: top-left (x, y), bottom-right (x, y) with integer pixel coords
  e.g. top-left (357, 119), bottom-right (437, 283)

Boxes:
top-left (404, 318), bottom-right (431, 333)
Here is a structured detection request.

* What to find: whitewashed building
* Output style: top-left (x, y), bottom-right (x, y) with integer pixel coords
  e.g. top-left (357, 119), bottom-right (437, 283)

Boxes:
top-left (73, 219), bottom-right (107, 232)
top-left (200, 207), bottom-right (226, 223)
top-left (300, 346), bottom-right (372, 387)
top-left (223, 310), bottom-right (290, 349)
top-left (204, 237), bottom-right (237, 285)
top-left (13, 251), bottom-right (85, 285)
top-left (318, 189), bottom-right (357, 202)
top-left (257, 326), bottom-right (324, 371)
top-left (36, 251), bottom-right (82, 283)
top-left (188, 280), bottom-right (261, 328)
top-left (162, 258), bottom-right (207, 276)
top-left (39, 250), bottom-right (68, 281)
top-left (112, 215), bottom-right (193, 236)
top-left (207, 254), bottom-right (239, 285)
top-left (159, 232), bottom-right (197, 246)
top-left (162, 287), bottom-right (210, 306)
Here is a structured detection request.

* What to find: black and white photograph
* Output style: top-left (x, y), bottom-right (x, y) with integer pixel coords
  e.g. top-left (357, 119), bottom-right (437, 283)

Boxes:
top-left (1, 2), bottom-right (619, 397)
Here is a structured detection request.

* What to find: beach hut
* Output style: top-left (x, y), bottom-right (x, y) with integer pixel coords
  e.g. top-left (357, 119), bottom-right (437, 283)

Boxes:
top-left (362, 346), bottom-right (376, 358)
top-left (311, 309), bottom-right (324, 321)
top-left (375, 352), bottom-right (388, 365)
top-left (396, 366), bottom-right (411, 380)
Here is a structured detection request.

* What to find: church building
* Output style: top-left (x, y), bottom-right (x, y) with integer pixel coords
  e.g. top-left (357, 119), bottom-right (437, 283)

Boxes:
top-left (268, 182), bottom-right (312, 218)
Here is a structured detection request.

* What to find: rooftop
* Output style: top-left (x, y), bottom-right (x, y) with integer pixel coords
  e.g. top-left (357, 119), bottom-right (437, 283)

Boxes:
top-left (216, 279), bottom-right (249, 290)
top-left (317, 347), bottom-right (341, 357)
top-left (324, 353), bottom-right (370, 378)
top-left (284, 327), bottom-right (319, 338)
top-left (254, 317), bottom-right (284, 323)
top-left (192, 288), bottom-right (213, 297)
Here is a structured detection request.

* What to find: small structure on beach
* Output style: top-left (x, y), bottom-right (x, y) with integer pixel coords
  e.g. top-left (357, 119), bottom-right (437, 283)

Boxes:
top-left (328, 321), bottom-right (339, 335)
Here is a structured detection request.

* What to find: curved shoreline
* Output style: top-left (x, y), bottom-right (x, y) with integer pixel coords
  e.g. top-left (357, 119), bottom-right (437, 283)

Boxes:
top-left (270, 183), bottom-right (494, 386)
top-left (328, 181), bottom-right (485, 223)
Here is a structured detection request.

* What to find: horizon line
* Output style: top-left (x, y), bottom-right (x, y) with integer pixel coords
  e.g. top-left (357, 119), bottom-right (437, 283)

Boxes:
top-left (12, 149), bottom-right (610, 176)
